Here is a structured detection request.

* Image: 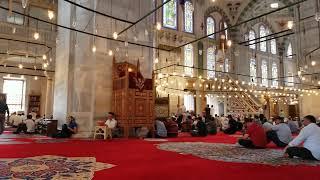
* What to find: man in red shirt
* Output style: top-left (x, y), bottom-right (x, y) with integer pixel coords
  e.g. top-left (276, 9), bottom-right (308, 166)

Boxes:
top-left (238, 118), bottom-right (268, 148)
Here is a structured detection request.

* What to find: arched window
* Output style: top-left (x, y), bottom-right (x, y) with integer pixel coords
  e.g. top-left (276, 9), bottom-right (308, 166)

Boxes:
top-left (287, 72), bottom-right (294, 87)
top-left (207, 47), bottom-right (215, 79)
top-left (272, 63), bottom-right (278, 87)
top-left (184, 94), bottom-right (194, 111)
top-left (184, 44), bottom-right (194, 76)
top-left (207, 17), bottom-right (215, 39)
top-left (287, 43), bottom-right (293, 58)
top-left (249, 30), bottom-right (256, 49)
top-left (225, 58), bottom-right (229, 72)
top-left (184, 1), bottom-right (193, 33)
top-left (224, 22), bottom-right (228, 40)
top-left (163, 0), bottom-right (177, 29)
top-left (270, 39), bottom-right (277, 54)
top-left (250, 58), bottom-right (257, 83)
top-left (259, 26), bottom-right (267, 52)
top-left (261, 60), bottom-right (268, 87)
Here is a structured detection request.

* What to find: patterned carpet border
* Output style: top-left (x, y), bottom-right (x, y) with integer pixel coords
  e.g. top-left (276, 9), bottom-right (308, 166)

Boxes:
top-left (0, 155), bottom-right (115, 179)
top-left (157, 142), bottom-right (320, 166)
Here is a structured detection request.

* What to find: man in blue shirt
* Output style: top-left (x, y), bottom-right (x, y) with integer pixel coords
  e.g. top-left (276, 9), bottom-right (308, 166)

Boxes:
top-left (155, 118), bottom-right (167, 138)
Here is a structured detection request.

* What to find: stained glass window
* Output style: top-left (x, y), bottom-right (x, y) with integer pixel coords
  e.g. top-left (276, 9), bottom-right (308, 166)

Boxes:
top-left (250, 58), bottom-right (257, 83)
top-left (287, 43), bottom-right (292, 58)
top-left (184, 94), bottom-right (194, 111)
top-left (261, 60), bottom-right (268, 87)
top-left (184, 1), bottom-right (193, 33)
top-left (272, 62), bottom-right (278, 87)
top-left (225, 58), bottom-right (229, 72)
top-left (163, 0), bottom-right (177, 29)
top-left (207, 47), bottom-right (216, 79)
top-left (249, 30), bottom-right (256, 49)
top-left (271, 39), bottom-right (277, 54)
top-left (184, 44), bottom-right (194, 76)
top-left (259, 26), bottom-right (267, 52)
top-left (207, 17), bottom-right (215, 39)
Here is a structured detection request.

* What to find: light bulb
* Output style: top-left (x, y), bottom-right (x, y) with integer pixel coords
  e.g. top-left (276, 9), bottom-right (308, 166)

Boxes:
top-left (227, 40), bottom-right (232, 47)
top-left (43, 63), bottom-right (48, 68)
top-left (48, 10), bottom-right (54, 20)
top-left (33, 32), bottom-right (39, 40)
top-left (34, 76), bottom-right (38, 80)
top-left (42, 54), bottom-right (47, 60)
top-left (302, 77), bottom-right (306, 81)
top-left (287, 21), bottom-right (294, 29)
top-left (270, 3), bottom-right (279, 8)
top-left (113, 32), bottom-right (118, 39)
top-left (12, 27), bottom-right (16, 34)
top-left (154, 58), bottom-right (159, 64)
top-left (311, 61), bottom-right (316, 66)
top-left (18, 64), bottom-right (23, 69)
top-left (92, 45), bottom-right (96, 53)
top-left (108, 50), bottom-right (113, 56)
top-left (156, 22), bottom-right (162, 30)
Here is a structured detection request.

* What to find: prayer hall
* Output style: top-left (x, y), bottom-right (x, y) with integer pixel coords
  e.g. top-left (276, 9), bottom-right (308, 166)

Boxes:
top-left (1, 0), bottom-right (320, 179)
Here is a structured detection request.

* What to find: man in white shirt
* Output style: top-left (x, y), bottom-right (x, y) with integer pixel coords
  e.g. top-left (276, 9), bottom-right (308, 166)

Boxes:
top-left (266, 116), bottom-right (292, 147)
top-left (25, 115), bottom-right (35, 133)
top-left (284, 115), bottom-right (320, 160)
top-left (105, 112), bottom-right (117, 129)
top-left (11, 113), bottom-right (23, 127)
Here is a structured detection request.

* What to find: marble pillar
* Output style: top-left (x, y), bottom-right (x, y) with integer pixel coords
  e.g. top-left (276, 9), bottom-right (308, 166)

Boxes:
top-left (53, 0), bottom-right (154, 137)
top-left (45, 76), bottom-right (54, 117)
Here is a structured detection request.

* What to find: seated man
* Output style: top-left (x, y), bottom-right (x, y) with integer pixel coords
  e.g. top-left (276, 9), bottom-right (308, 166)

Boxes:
top-left (287, 118), bottom-right (300, 134)
top-left (284, 115), bottom-right (320, 161)
top-left (25, 116), bottom-right (35, 134)
top-left (105, 112), bottom-right (118, 136)
top-left (191, 117), bottom-right (208, 137)
top-left (266, 116), bottom-right (292, 147)
top-left (164, 117), bottom-right (178, 137)
top-left (11, 112), bottom-right (23, 128)
top-left (54, 116), bottom-right (78, 138)
top-left (223, 115), bottom-right (238, 135)
top-left (155, 118), bottom-right (167, 138)
top-left (14, 115), bottom-right (35, 134)
top-left (238, 118), bottom-right (268, 149)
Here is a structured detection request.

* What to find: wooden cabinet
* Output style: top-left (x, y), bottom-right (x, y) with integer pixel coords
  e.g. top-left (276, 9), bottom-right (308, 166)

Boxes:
top-left (28, 95), bottom-right (41, 115)
top-left (112, 57), bottom-right (154, 137)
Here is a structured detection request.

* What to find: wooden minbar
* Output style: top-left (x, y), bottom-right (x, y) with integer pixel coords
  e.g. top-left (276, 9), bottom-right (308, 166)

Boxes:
top-left (112, 57), bottom-right (154, 137)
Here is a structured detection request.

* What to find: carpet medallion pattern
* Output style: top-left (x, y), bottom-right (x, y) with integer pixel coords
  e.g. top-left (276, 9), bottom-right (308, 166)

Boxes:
top-left (158, 142), bottom-right (320, 166)
top-left (0, 155), bottom-right (115, 179)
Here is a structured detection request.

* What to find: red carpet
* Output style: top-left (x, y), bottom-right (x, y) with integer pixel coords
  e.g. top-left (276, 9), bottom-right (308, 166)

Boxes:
top-left (0, 132), bottom-right (319, 180)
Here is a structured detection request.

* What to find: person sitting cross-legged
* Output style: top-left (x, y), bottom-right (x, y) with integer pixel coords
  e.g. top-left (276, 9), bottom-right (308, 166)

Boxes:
top-left (155, 118), bottom-right (167, 138)
top-left (238, 118), bottom-right (268, 149)
top-left (223, 115), bottom-right (238, 135)
top-left (53, 116), bottom-right (78, 138)
top-left (284, 115), bottom-right (320, 161)
top-left (266, 116), bottom-right (292, 147)
top-left (191, 117), bottom-right (208, 137)
top-left (14, 115), bottom-right (35, 134)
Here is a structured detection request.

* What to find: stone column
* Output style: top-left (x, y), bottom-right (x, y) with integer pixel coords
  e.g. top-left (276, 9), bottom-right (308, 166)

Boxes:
top-left (45, 76), bottom-right (54, 117)
top-left (54, 0), bottom-right (96, 137)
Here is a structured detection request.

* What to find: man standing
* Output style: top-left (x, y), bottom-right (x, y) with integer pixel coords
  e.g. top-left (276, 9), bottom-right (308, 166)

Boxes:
top-left (284, 115), bottom-right (320, 161)
top-left (0, 97), bottom-right (9, 135)
top-left (205, 105), bottom-right (211, 119)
